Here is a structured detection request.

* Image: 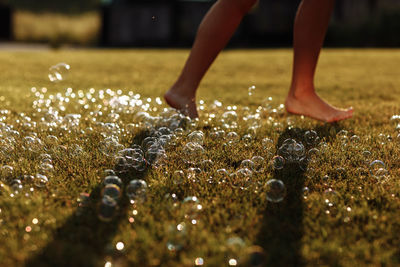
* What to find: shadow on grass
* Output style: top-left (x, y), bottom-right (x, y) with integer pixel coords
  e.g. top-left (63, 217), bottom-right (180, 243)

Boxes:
top-left (257, 124), bottom-right (342, 266)
top-left (25, 130), bottom-right (152, 267)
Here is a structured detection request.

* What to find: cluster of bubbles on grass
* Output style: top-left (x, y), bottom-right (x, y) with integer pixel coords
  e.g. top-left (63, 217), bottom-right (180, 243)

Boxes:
top-left (0, 64), bottom-right (398, 266)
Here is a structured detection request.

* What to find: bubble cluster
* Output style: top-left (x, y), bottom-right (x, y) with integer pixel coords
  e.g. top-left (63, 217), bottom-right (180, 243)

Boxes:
top-left (0, 62), bottom-right (397, 265)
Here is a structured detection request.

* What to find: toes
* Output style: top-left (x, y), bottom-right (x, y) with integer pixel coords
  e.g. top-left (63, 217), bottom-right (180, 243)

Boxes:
top-left (327, 110), bottom-right (353, 123)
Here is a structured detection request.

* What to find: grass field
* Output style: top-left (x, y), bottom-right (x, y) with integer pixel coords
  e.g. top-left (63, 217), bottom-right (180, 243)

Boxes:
top-left (0, 49), bottom-right (399, 267)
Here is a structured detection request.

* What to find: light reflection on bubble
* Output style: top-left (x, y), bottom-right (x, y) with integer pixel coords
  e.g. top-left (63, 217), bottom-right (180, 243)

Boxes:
top-left (116, 241), bottom-right (124, 251)
top-left (194, 257), bottom-right (204, 266)
top-left (228, 258), bottom-right (238, 266)
top-left (48, 63), bottom-right (70, 82)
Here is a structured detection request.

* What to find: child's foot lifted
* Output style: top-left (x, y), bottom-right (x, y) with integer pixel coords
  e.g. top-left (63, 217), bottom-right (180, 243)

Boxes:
top-left (164, 90), bottom-right (199, 119)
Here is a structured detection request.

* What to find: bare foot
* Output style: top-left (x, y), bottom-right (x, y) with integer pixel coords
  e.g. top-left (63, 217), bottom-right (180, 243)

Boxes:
top-left (285, 92), bottom-right (353, 122)
top-left (164, 90), bottom-right (199, 119)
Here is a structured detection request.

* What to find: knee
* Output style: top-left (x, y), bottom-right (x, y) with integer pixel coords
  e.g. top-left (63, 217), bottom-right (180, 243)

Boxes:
top-left (224, 0), bottom-right (258, 13)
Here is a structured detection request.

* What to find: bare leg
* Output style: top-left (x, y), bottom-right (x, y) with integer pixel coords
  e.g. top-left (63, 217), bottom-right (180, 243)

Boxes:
top-left (285, 0), bottom-right (353, 122)
top-left (165, 0), bottom-right (257, 118)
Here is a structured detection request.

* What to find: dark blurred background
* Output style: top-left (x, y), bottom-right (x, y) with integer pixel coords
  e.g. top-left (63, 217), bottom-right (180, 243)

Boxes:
top-left (0, 0), bottom-right (399, 48)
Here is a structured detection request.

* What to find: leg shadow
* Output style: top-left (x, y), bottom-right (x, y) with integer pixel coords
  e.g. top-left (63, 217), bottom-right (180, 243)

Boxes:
top-left (25, 130), bottom-right (153, 267)
top-left (256, 124), bottom-right (342, 266)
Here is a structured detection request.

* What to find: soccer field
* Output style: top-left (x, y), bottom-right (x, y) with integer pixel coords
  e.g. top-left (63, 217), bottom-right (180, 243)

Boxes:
top-left (0, 49), bottom-right (399, 266)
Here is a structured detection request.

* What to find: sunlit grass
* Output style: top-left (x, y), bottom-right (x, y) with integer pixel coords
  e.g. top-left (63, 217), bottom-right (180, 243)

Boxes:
top-left (0, 49), bottom-right (399, 266)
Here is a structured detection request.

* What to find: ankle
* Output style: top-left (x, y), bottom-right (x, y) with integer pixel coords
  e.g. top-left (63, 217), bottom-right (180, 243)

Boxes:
top-left (168, 81), bottom-right (197, 100)
top-left (289, 86), bottom-right (316, 99)
top-left (290, 80), bottom-right (315, 96)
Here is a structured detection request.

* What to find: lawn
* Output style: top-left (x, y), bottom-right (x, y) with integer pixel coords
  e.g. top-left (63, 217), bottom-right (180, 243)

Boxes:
top-left (0, 49), bottom-right (399, 267)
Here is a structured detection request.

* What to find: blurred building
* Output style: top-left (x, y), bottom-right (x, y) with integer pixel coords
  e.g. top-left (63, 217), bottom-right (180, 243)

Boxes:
top-left (100, 0), bottom-right (400, 47)
top-left (2, 0), bottom-right (399, 46)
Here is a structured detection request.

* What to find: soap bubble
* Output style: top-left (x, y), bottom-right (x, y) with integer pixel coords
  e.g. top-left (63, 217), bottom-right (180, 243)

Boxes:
top-left (141, 137), bottom-right (158, 151)
top-left (215, 168), bottom-right (229, 183)
top-left (48, 63), bottom-right (70, 82)
top-left (369, 160), bottom-right (388, 180)
top-left (390, 114), bottom-right (400, 124)
top-left (377, 133), bottom-right (389, 145)
top-left (103, 169), bottom-right (116, 177)
top-left (272, 156), bottom-right (285, 170)
top-left (248, 85), bottom-right (256, 96)
top-left (278, 139), bottom-right (305, 163)
top-left (209, 129), bottom-right (226, 140)
top-left (172, 170), bottom-right (185, 185)
top-left (98, 195), bottom-right (117, 222)
top-left (23, 136), bottom-right (43, 153)
top-left (199, 159), bottom-right (214, 171)
top-left (99, 137), bottom-right (123, 157)
top-left (251, 156), bottom-right (265, 173)
top-left (187, 131), bottom-right (204, 145)
top-left (34, 174), bottom-right (48, 188)
top-left (45, 135), bottom-right (59, 146)
top-left (119, 148), bottom-right (145, 169)
top-left (240, 159), bottom-right (255, 170)
top-left (102, 184), bottom-right (121, 201)
top-left (307, 148), bottom-right (320, 163)
top-left (39, 153), bottom-right (52, 163)
top-left (103, 175), bottom-right (122, 188)
top-left (323, 188), bottom-right (340, 207)
top-left (113, 156), bottom-right (128, 173)
top-left (304, 130), bottom-right (319, 146)
top-left (266, 179), bottom-right (286, 203)
top-left (187, 167), bottom-right (202, 183)
top-left (11, 179), bottom-right (23, 192)
top-left (337, 130), bottom-right (348, 139)
top-left (229, 168), bottom-right (253, 189)
top-left (39, 163), bottom-right (54, 176)
top-left (350, 135), bottom-right (360, 145)
top-left (242, 134), bottom-right (253, 144)
top-left (158, 126), bottom-right (173, 136)
top-left (146, 150), bottom-right (167, 168)
top-left (21, 175), bottom-right (34, 183)
top-left (183, 142), bottom-right (205, 163)
top-left (126, 179), bottom-right (147, 203)
top-left (1, 165), bottom-right (14, 179)
top-left (226, 132), bottom-right (240, 143)
top-left (222, 111), bottom-right (238, 125)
